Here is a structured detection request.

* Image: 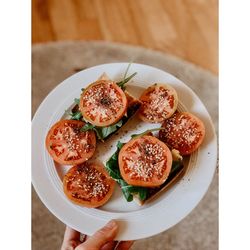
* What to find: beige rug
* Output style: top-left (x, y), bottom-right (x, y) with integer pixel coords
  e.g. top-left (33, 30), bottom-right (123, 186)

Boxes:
top-left (32, 41), bottom-right (218, 250)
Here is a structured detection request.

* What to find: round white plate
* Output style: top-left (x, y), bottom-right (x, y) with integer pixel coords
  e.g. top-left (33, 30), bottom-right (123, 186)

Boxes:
top-left (32, 63), bottom-right (217, 240)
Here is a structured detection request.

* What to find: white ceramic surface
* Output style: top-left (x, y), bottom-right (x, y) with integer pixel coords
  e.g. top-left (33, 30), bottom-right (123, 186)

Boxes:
top-left (32, 63), bottom-right (217, 240)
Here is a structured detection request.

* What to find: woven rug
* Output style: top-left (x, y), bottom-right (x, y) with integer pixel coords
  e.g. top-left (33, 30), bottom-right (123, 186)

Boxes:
top-left (32, 41), bottom-right (218, 250)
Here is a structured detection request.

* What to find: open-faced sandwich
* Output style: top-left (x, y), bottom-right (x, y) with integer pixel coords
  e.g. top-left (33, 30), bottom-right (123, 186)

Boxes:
top-left (105, 130), bottom-right (185, 205)
top-left (68, 67), bottom-right (141, 141)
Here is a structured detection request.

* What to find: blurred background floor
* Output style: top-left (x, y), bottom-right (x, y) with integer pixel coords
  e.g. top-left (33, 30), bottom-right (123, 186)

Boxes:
top-left (32, 0), bottom-right (218, 74)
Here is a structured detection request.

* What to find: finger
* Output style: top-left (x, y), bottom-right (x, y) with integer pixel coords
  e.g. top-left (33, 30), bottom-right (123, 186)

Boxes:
top-left (101, 241), bottom-right (117, 250)
top-left (79, 220), bottom-right (118, 249)
top-left (116, 241), bottom-right (134, 250)
top-left (61, 226), bottom-right (81, 250)
top-left (63, 226), bottom-right (81, 242)
top-left (80, 234), bottom-right (87, 242)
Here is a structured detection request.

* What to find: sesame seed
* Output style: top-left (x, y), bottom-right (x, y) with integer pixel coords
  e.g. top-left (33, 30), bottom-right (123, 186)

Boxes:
top-left (124, 138), bottom-right (167, 181)
top-left (67, 163), bottom-right (110, 200)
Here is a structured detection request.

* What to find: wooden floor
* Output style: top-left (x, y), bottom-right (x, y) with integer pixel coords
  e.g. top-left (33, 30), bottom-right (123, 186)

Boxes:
top-left (32, 0), bottom-right (218, 74)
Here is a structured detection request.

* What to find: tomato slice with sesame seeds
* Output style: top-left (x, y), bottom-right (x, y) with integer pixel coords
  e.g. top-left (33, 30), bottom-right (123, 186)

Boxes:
top-left (159, 112), bottom-right (205, 155)
top-left (138, 83), bottom-right (178, 123)
top-left (45, 120), bottom-right (96, 165)
top-left (118, 136), bottom-right (173, 187)
top-left (63, 162), bottom-right (115, 208)
top-left (79, 80), bottom-right (128, 127)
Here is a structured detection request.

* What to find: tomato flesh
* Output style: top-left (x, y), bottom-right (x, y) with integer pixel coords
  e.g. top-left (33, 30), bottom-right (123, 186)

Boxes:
top-left (80, 80), bottom-right (128, 127)
top-left (139, 84), bottom-right (178, 123)
top-left (118, 136), bottom-right (172, 187)
top-left (46, 120), bottom-right (96, 165)
top-left (63, 162), bottom-right (115, 207)
top-left (159, 112), bottom-right (205, 155)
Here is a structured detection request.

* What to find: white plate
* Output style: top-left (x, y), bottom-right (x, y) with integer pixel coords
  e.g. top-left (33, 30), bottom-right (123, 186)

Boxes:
top-left (32, 63), bottom-right (217, 240)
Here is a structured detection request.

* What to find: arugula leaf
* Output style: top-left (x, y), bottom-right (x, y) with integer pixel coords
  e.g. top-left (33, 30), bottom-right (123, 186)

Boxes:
top-left (80, 123), bottom-right (103, 140)
top-left (116, 141), bottom-right (124, 150)
top-left (70, 111), bottom-right (82, 120)
top-left (80, 120), bottom-right (123, 140)
top-left (98, 120), bottom-right (123, 139)
top-left (81, 123), bottom-right (95, 131)
top-left (74, 98), bottom-right (80, 105)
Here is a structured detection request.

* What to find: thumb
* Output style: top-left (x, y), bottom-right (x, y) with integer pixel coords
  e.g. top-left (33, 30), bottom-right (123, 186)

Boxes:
top-left (79, 220), bottom-right (118, 249)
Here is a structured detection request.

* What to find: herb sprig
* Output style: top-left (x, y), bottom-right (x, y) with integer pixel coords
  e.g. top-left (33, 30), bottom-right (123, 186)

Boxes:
top-left (116, 62), bottom-right (137, 90)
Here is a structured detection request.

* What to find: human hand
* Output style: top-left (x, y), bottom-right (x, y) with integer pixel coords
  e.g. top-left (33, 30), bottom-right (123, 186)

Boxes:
top-left (61, 220), bottom-right (134, 250)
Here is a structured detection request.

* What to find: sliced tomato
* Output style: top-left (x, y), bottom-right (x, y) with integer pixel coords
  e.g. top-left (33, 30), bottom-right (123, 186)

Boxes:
top-left (63, 162), bottom-right (115, 208)
top-left (118, 135), bottom-right (172, 187)
top-left (138, 83), bottom-right (178, 123)
top-left (79, 80), bottom-right (128, 127)
top-left (159, 112), bottom-right (205, 155)
top-left (45, 120), bottom-right (96, 165)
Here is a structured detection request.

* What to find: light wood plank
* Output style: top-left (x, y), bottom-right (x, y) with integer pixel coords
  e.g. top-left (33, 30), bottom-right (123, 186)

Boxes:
top-left (32, 0), bottom-right (218, 74)
top-left (32, 0), bottom-right (55, 43)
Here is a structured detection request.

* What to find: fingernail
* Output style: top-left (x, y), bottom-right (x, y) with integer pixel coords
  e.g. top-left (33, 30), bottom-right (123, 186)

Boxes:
top-left (105, 220), bottom-right (117, 229)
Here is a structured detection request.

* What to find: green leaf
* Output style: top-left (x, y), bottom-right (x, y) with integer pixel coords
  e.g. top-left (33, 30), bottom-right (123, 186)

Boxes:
top-left (117, 72), bottom-right (137, 90)
top-left (70, 111), bottom-right (82, 120)
top-left (80, 123), bottom-right (95, 132)
top-left (116, 141), bottom-right (124, 150)
top-left (80, 123), bottom-right (103, 140)
top-left (123, 62), bottom-right (132, 81)
top-left (80, 120), bottom-right (123, 140)
top-left (138, 188), bottom-right (148, 201)
top-left (74, 98), bottom-right (80, 105)
top-left (171, 160), bottom-right (183, 172)
top-left (116, 62), bottom-right (137, 90)
top-left (98, 120), bottom-right (123, 139)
